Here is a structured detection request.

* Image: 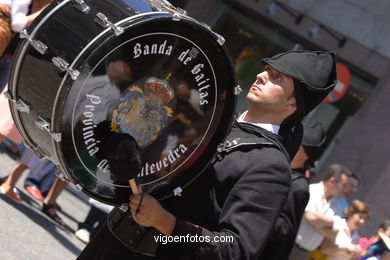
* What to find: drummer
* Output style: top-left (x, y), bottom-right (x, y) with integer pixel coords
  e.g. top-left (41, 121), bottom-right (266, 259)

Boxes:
top-left (78, 50), bottom-right (337, 259)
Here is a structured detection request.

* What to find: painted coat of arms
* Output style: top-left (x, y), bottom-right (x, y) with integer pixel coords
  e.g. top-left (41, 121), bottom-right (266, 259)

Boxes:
top-left (111, 77), bottom-right (174, 148)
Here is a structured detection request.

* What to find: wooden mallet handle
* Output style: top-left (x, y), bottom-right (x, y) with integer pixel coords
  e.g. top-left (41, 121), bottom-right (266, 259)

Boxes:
top-left (129, 178), bottom-right (140, 195)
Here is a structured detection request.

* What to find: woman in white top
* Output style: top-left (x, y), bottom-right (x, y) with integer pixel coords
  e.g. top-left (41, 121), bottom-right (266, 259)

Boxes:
top-left (320, 199), bottom-right (370, 260)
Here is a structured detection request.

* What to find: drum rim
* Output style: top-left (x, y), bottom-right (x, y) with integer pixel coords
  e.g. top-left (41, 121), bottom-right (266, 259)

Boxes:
top-left (9, 2), bottom-right (238, 204)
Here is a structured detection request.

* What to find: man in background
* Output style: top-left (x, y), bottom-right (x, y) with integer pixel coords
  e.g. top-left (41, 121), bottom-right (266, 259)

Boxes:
top-left (290, 163), bottom-right (352, 260)
top-left (333, 173), bottom-right (359, 217)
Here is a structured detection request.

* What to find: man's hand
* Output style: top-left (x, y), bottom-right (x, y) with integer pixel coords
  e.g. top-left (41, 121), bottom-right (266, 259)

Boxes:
top-left (129, 192), bottom-right (176, 236)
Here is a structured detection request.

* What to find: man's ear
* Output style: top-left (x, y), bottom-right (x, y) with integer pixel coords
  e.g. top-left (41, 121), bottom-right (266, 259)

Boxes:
top-left (286, 98), bottom-right (297, 113)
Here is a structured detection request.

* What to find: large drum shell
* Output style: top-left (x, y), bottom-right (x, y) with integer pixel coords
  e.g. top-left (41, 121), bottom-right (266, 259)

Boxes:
top-left (9, 0), bottom-right (238, 205)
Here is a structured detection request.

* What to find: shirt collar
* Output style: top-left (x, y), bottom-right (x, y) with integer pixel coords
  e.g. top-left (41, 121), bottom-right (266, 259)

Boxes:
top-left (237, 111), bottom-right (280, 135)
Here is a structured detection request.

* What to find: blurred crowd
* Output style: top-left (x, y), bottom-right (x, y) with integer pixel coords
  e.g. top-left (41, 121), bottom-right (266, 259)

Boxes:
top-left (290, 162), bottom-right (390, 260)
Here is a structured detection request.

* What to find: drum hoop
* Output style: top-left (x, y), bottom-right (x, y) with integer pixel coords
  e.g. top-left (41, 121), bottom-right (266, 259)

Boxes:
top-left (8, 0), bottom-right (71, 160)
top-left (67, 30), bottom-right (220, 188)
top-left (9, 1), bottom-right (236, 198)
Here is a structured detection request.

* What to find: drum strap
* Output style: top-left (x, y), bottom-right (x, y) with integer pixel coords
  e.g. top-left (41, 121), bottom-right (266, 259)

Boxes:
top-left (291, 169), bottom-right (308, 182)
top-left (107, 207), bottom-right (160, 256)
top-left (214, 135), bottom-right (279, 162)
top-left (212, 120), bottom-right (291, 164)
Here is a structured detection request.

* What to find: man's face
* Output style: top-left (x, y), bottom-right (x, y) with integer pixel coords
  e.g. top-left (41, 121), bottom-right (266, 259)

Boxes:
top-left (246, 65), bottom-right (296, 115)
top-left (346, 177), bottom-right (359, 196)
top-left (333, 173), bottom-right (350, 198)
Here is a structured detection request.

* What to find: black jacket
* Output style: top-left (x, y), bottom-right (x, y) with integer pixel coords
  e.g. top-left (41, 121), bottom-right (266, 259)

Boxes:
top-left (158, 122), bottom-right (292, 259)
top-left (79, 122), bottom-right (292, 260)
top-left (258, 168), bottom-right (310, 259)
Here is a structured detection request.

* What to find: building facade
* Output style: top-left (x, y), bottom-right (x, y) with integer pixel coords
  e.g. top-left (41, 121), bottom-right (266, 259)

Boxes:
top-left (171, 0), bottom-right (390, 236)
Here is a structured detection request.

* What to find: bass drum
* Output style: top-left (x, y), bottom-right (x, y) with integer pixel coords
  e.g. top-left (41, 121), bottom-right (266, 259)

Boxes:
top-left (8, 0), bottom-right (238, 205)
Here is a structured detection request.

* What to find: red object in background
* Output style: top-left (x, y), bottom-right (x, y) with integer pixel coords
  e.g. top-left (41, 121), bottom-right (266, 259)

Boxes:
top-left (325, 62), bottom-right (351, 103)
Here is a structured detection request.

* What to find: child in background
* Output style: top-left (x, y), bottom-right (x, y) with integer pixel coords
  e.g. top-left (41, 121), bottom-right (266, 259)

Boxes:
top-left (319, 200), bottom-right (370, 260)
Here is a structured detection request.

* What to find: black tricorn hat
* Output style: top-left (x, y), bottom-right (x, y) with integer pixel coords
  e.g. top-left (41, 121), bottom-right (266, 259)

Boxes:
top-left (302, 122), bottom-right (326, 162)
top-left (303, 122), bottom-right (326, 148)
top-left (262, 50), bottom-right (337, 128)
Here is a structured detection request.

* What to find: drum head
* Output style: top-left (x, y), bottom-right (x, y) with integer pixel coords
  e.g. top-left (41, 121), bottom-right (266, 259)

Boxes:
top-left (53, 14), bottom-right (237, 205)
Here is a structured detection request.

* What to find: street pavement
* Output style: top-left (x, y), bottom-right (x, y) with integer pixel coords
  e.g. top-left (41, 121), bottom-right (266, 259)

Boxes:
top-left (0, 144), bottom-right (91, 260)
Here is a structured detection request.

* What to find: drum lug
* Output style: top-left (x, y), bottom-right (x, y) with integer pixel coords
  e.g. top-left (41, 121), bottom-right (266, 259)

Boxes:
top-left (3, 90), bottom-right (31, 113)
top-left (73, 0), bottom-right (90, 13)
top-left (173, 187), bottom-right (183, 197)
top-left (95, 13), bottom-right (124, 36)
top-left (35, 117), bottom-right (62, 143)
top-left (234, 85), bottom-right (243, 95)
top-left (52, 56), bottom-right (80, 80)
top-left (20, 29), bottom-right (48, 55)
top-left (69, 182), bottom-right (83, 192)
top-left (17, 100), bottom-right (31, 113)
top-left (172, 13), bottom-right (181, 21)
top-left (119, 204), bottom-right (129, 212)
top-left (55, 169), bottom-right (71, 183)
top-left (213, 32), bottom-right (225, 46)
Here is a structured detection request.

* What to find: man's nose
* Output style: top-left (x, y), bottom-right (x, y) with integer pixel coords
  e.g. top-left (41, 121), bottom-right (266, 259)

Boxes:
top-left (257, 72), bottom-right (267, 84)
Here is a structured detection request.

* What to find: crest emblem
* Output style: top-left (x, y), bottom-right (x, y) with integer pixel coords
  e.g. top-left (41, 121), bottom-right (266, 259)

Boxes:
top-left (112, 77), bottom-right (174, 147)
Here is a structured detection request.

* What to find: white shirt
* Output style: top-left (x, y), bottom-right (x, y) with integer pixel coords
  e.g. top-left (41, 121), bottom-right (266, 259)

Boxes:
top-left (237, 111), bottom-right (280, 135)
top-left (295, 182), bottom-right (341, 251)
top-left (0, 0), bottom-right (31, 32)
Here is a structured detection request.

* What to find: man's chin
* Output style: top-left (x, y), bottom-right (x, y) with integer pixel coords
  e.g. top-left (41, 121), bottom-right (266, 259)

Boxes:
top-left (246, 92), bottom-right (260, 102)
